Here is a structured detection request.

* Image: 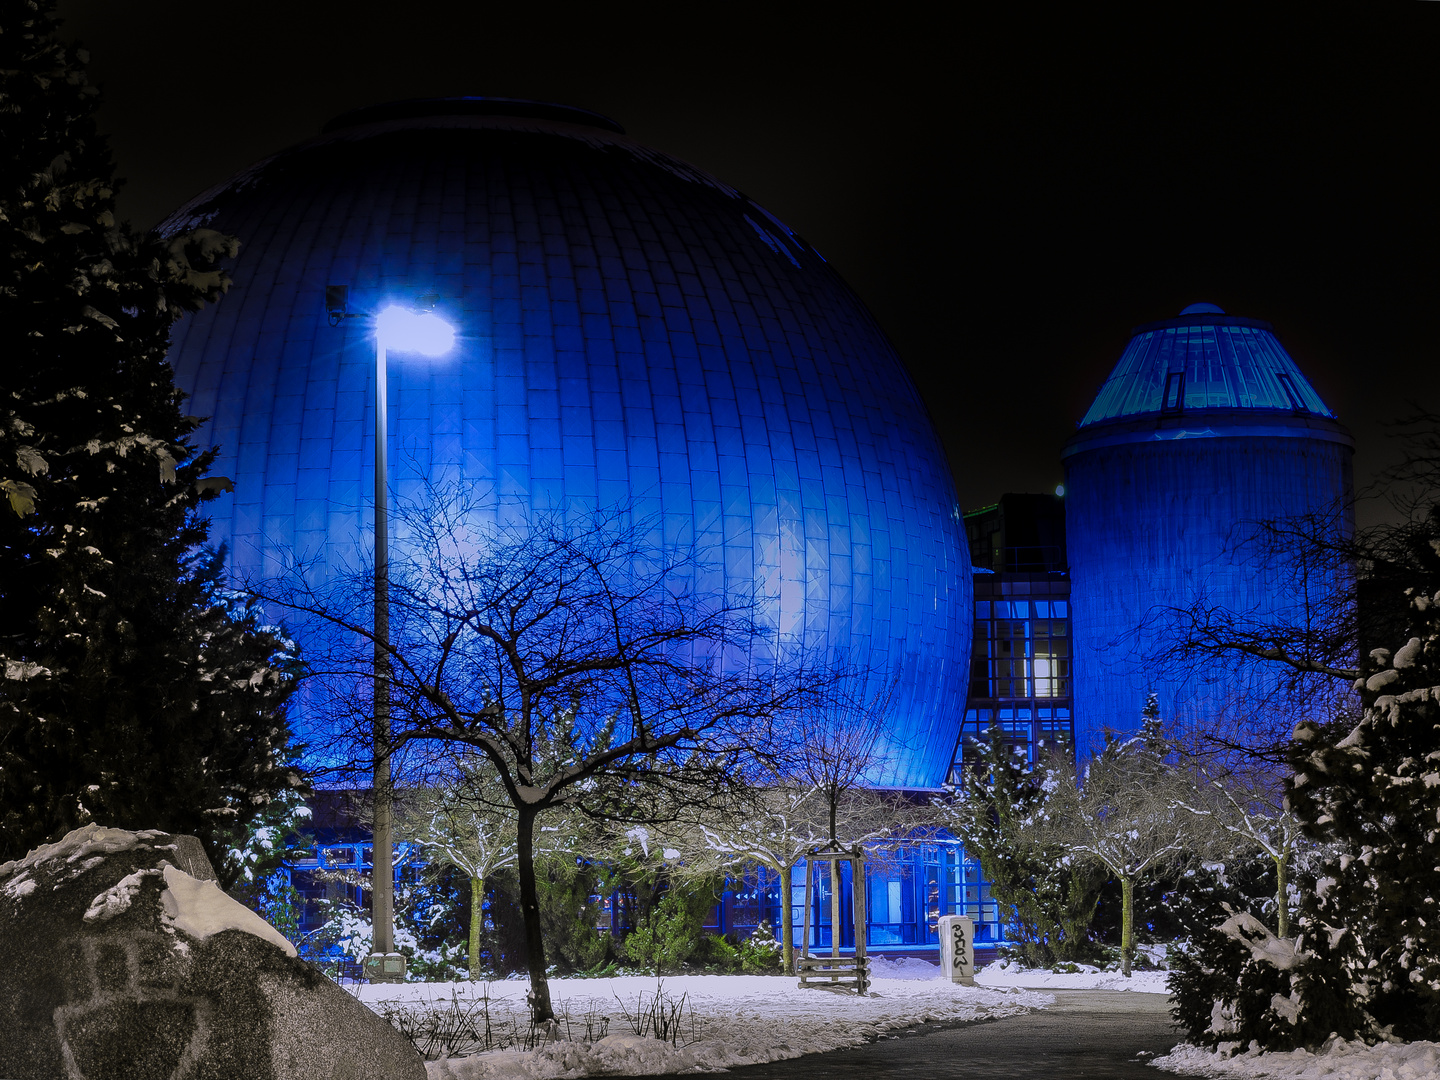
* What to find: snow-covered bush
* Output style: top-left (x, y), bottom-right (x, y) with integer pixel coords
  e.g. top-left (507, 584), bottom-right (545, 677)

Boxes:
top-left (684, 923), bottom-right (784, 975)
top-left (737, 921), bottom-right (785, 974)
top-left (1173, 584), bottom-right (1440, 1048)
top-left (1169, 901), bottom-right (1310, 1051)
top-left (1287, 586), bottom-right (1440, 1043)
top-left (304, 888), bottom-right (473, 982)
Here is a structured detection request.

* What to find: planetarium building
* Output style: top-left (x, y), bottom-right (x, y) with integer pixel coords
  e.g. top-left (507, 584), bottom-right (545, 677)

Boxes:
top-left (160, 98), bottom-right (972, 790)
top-left (160, 100), bottom-right (1354, 958)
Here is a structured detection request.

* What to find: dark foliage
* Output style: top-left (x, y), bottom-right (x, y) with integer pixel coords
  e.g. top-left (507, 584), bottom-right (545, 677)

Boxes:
top-left (1286, 576), bottom-right (1440, 1043)
top-left (1167, 858), bottom-right (1315, 1049)
top-left (0, 0), bottom-right (301, 875)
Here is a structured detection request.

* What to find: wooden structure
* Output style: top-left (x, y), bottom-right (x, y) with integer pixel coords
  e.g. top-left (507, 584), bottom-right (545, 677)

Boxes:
top-left (797, 843), bottom-right (870, 994)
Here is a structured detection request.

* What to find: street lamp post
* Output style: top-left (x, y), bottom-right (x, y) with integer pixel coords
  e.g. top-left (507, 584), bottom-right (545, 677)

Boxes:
top-left (328, 289), bottom-right (455, 983)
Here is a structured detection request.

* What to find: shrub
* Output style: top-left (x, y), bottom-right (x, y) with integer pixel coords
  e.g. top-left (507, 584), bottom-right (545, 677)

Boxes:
top-left (1169, 906), bottom-right (1306, 1052)
top-left (536, 858), bottom-right (615, 975)
top-left (691, 933), bottom-right (743, 971)
top-left (621, 882), bottom-right (717, 973)
top-left (737, 921), bottom-right (785, 973)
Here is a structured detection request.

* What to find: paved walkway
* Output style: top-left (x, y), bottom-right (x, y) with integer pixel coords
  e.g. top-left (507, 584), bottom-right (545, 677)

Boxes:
top-left (661, 990), bottom-right (1205, 1079)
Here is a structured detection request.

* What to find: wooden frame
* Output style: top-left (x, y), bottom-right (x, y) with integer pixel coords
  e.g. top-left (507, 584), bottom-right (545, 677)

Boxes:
top-left (797, 843), bottom-right (869, 994)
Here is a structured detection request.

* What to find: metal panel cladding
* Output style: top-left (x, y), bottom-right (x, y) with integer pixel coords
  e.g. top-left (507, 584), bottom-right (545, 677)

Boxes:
top-left (1062, 308), bottom-right (1353, 751)
top-left (159, 100), bottom-right (971, 789)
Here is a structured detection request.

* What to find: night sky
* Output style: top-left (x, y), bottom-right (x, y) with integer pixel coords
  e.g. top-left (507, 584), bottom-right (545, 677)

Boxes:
top-left (55, 2), bottom-right (1440, 520)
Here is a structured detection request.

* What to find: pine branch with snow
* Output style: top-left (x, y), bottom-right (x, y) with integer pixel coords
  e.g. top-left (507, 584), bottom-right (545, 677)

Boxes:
top-left (0, 0), bottom-right (301, 876)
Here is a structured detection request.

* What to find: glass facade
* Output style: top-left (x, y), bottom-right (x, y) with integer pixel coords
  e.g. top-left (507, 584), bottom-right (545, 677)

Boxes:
top-left (597, 844), bottom-right (1004, 951)
top-left (282, 819), bottom-right (1005, 963)
top-left (962, 580), bottom-right (1074, 763)
top-left (160, 101), bottom-right (972, 788)
top-left (957, 494), bottom-right (1074, 770)
top-left (945, 496), bottom-right (1074, 950)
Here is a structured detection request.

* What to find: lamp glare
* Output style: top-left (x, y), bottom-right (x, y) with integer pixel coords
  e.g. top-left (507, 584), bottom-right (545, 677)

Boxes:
top-left (376, 305), bottom-right (455, 356)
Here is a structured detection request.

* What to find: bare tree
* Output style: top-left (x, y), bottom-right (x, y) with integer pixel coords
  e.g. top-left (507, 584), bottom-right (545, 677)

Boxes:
top-left (257, 498), bottom-right (817, 1022)
top-left (1045, 703), bottom-right (1200, 976)
top-left (1172, 722), bottom-right (1313, 938)
top-left (779, 672), bottom-right (914, 966)
top-left (699, 785), bottom-right (823, 973)
top-left (1144, 414), bottom-right (1440, 751)
top-left (395, 753), bottom-right (519, 977)
top-left (783, 672), bottom-right (898, 846)
top-left (698, 783), bottom-right (918, 974)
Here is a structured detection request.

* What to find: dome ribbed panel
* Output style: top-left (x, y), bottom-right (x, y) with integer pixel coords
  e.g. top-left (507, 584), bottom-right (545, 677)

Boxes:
top-left (1080, 319), bottom-right (1336, 426)
top-left (163, 117), bottom-right (971, 788)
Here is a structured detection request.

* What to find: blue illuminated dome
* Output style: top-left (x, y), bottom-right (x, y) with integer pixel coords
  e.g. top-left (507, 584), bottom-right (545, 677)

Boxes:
top-left (160, 98), bottom-right (971, 788)
top-left (1063, 306), bottom-right (1353, 748)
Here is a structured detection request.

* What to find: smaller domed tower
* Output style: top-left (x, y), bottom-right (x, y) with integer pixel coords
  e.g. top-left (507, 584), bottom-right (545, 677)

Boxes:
top-left (1063, 304), bottom-right (1353, 749)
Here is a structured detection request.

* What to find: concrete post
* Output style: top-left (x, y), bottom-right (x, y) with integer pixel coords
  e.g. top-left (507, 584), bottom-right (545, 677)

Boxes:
top-left (938, 914), bottom-right (975, 985)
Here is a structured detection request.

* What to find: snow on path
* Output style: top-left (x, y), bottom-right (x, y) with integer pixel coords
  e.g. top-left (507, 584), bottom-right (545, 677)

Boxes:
top-left (1154, 1039), bottom-right (1440, 1079)
top-left (975, 957), bottom-right (1171, 993)
top-left (355, 970), bottom-right (1049, 1079)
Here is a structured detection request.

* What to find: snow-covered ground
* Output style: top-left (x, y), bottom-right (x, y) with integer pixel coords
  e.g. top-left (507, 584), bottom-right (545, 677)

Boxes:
top-left (355, 960), bottom-right (1049, 1078)
top-left (352, 957), bottom-right (1438, 1079)
top-left (974, 955), bottom-right (1171, 993)
top-left (1154, 1040), bottom-right (1440, 1079)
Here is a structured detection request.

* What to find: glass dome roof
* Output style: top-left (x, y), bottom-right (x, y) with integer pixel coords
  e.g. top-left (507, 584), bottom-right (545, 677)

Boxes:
top-left (1079, 308), bottom-right (1336, 428)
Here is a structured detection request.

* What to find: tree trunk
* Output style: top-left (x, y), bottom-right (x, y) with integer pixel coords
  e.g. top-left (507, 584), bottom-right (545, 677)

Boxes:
top-left (1120, 874), bottom-right (1134, 978)
top-left (469, 873), bottom-right (484, 978)
top-left (830, 858), bottom-right (841, 961)
top-left (777, 859), bottom-right (795, 976)
top-left (1274, 854), bottom-right (1290, 939)
top-left (515, 809), bottom-right (554, 1022)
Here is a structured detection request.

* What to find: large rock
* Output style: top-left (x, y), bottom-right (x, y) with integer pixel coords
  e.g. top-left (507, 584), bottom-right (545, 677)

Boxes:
top-left (0, 824), bottom-right (425, 1080)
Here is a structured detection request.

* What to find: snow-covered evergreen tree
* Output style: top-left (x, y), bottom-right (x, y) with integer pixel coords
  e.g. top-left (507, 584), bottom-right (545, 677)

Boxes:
top-left (0, 0), bottom-right (302, 876)
top-left (1289, 567), bottom-right (1440, 1043)
top-left (939, 725), bottom-right (1104, 966)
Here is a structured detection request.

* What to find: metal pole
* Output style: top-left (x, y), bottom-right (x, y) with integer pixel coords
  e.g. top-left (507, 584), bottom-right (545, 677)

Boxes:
top-left (801, 859), bottom-right (812, 964)
top-left (373, 336), bottom-right (394, 959)
top-left (851, 847), bottom-right (868, 993)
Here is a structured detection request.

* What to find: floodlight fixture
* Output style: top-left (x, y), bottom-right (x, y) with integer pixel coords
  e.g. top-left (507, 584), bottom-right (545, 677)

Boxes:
top-left (375, 304), bottom-right (455, 356)
top-left (325, 284), bottom-right (350, 327)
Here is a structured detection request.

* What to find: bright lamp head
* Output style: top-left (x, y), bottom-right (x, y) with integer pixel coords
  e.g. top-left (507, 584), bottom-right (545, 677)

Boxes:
top-left (376, 305), bottom-right (455, 356)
